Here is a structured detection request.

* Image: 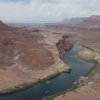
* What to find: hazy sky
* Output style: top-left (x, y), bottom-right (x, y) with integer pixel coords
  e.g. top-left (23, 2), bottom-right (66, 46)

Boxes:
top-left (0, 0), bottom-right (100, 23)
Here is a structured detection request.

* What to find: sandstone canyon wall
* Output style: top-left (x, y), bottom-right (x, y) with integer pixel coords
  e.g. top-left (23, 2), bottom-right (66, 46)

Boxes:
top-left (56, 35), bottom-right (73, 59)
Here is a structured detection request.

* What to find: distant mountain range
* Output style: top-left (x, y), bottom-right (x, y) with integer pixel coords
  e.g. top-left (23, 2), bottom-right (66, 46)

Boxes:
top-left (62, 15), bottom-right (100, 29)
top-left (44, 15), bottom-right (100, 30)
top-left (0, 15), bottom-right (100, 30)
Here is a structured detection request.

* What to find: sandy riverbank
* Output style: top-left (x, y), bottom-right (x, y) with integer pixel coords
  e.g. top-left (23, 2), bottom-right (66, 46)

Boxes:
top-left (77, 47), bottom-right (100, 62)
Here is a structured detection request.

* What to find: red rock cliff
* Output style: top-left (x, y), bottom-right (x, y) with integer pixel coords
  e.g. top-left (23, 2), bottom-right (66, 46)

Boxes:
top-left (56, 35), bottom-right (73, 59)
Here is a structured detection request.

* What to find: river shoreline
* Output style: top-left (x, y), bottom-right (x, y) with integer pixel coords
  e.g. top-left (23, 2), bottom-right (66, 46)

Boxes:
top-left (54, 62), bottom-right (100, 100)
top-left (0, 40), bottom-right (99, 100)
top-left (0, 70), bottom-right (71, 96)
top-left (43, 45), bottom-right (100, 100)
top-left (0, 65), bottom-right (70, 96)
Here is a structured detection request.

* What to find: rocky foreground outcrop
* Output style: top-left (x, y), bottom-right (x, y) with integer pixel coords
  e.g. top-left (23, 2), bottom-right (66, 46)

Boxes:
top-left (0, 21), bottom-right (54, 69)
top-left (0, 21), bottom-right (70, 94)
top-left (0, 20), bottom-right (56, 93)
top-left (56, 35), bottom-right (73, 59)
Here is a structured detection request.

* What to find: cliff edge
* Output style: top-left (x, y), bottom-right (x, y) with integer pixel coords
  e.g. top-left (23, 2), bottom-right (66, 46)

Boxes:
top-left (56, 35), bottom-right (73, 59)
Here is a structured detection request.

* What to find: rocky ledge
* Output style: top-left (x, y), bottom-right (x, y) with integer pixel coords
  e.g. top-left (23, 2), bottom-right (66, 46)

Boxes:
top-left (77, 47), bottom-right (100, 62)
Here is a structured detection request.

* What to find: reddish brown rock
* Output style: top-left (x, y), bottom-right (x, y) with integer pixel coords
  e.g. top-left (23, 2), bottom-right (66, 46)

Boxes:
top-left (0, 20), bottom-right (55, 69)
top-left (0, 20), bottom-right (15, 30)
top-left (0, 21), bottom-right (70, 93)
top-left (56, 35), bottom-right (73, 59)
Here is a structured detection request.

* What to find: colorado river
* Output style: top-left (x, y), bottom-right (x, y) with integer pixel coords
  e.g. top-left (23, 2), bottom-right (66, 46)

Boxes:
top-left (0, 45), bottom-right (93, 100)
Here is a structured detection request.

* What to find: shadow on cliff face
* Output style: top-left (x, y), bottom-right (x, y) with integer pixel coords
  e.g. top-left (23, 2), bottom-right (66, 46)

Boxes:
top-left (56, 35), bottom-right (73, 59)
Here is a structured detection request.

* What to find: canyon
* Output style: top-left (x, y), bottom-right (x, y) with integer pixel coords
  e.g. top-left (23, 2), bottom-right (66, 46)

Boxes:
top-left (0, 15), bottom-right (100, 100)
top-left (0, 20), bottom-right (70, 94)
top-left (53, 15), bottom-right (100, 100)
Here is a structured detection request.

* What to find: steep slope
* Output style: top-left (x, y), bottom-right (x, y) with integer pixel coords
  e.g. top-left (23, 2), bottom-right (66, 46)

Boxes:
top-left (0, 20), bottom-right (54, 69)
top-left (0, 20), bottom-right (70, 94)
